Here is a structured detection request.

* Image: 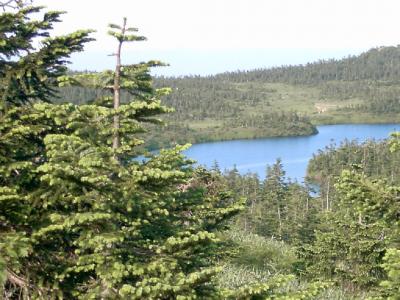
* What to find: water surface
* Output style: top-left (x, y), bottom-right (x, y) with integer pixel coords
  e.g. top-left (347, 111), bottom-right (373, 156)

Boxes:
top-left (184, 124), bottom-right (400, 181)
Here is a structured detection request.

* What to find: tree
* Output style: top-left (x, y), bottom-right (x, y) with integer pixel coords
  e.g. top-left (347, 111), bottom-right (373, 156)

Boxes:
top-left (379, 248), bottom-right (400, 299)
top-left (259, 159), bottom-right (287, 239)
top-left (0, 1), bottom-right (93, 110)
top-left (0, 2), bottom-right (93, 297)
top-left (304, 170), bottom-right (395, 290)
top-left (108, 17), bottom-right (146, 151)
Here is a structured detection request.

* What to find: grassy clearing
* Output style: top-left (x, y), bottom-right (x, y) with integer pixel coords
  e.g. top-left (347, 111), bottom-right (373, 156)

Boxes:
top-left (217, 230), bottom-right (298, 289)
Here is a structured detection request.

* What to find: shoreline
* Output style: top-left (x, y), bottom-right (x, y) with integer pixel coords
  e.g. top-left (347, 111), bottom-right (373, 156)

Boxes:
top-left (177, 121), bottom-right (400, 148)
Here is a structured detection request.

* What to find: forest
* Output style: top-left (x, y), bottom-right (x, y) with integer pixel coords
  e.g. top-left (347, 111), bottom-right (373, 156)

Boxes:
top-left (54, 45), bottom-right (400, 149)
top-left (1, 1), bottom-right (400, 299)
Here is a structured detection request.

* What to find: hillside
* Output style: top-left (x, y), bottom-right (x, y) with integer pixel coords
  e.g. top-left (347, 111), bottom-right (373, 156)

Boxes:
top-left (56, 46), bottom-right (400, 148)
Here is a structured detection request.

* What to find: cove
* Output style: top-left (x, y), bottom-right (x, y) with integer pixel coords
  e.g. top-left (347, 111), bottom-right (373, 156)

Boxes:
top-left (183, 124), bottom-right (400, 181)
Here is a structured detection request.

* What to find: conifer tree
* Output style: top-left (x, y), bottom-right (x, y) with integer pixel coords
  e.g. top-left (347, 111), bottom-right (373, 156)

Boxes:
top-left (0, 0), bottom-right (93, 109)
top-left (0, 1), bottom-right (93, 297)
top-left (259, 159), bottom-right (288, 239)
top-left (304, 170), bottom-right (394, 289)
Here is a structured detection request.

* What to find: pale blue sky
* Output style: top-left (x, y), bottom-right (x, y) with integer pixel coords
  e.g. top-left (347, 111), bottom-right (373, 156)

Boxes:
top-left (35, 0), bottom-right (400, 75)
top-left (70, 48), bottom-right (365, 76)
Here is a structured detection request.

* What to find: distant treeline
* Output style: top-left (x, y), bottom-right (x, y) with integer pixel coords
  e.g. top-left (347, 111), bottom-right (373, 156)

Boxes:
top-left (213, 46), bottom-right (400, 84)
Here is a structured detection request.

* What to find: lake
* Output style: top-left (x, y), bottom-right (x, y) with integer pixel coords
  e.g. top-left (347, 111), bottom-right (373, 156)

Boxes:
top-left (184, 124), bottom-right (400, 181)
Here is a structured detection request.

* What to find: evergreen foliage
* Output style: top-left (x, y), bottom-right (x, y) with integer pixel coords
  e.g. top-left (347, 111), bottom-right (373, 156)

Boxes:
top-left (303, 138), bottom-right (400, 297)
top-left (307, 139), bottom-right (400, 209)
top-left (229, 160), bottom-right (319, 245)
top-left (0, 3), bottom-right (246, 298)
top-left (215, 46), bottom-right (400, 84)
top-left (221, 138), bottom-right (400, 298)
top-left (304, 171), bottom-right (389, 289)
top-left (3, 1), bottom-right (400, 299)
top-left (0, 1), bottom-right (93, 108)
top-left (379, 248), bottom-right (400, 299)
top-left (0, 2), bottom-right (327, 298)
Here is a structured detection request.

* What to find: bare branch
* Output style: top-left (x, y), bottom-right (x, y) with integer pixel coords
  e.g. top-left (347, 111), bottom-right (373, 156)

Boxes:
top-left (6, 268), bottom-right (29, 288)
top-left (0, 0), bottom-right (32, 11)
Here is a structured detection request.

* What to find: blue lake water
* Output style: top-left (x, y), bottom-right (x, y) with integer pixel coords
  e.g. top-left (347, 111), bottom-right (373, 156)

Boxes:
top-left (183, 124), bottom-right (400, 182)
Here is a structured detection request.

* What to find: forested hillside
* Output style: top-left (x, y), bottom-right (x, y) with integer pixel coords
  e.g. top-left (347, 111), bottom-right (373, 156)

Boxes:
top-left (54, 46), bottom-right (400, 149)
top-left (217, 46), bottom-right (400, 83)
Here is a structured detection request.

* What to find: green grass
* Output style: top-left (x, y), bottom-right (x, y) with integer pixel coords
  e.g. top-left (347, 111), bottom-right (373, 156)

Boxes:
top-left (225, 230), bottom-right (298, 272)
top-left (188, 119), bottom-right (223, 129)
top-left (312, 111), bottom-right (400, 125)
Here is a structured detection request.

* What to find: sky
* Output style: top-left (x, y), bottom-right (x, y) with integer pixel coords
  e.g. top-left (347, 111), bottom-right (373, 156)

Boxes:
top-left (35, 0), bottom-right (400, 76)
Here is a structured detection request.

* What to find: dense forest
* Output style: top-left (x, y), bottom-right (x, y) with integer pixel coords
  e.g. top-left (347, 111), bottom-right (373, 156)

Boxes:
top-left (53, 46), bottom-right (400, 149)
top-left (1, 1), bottom-right (400, 299)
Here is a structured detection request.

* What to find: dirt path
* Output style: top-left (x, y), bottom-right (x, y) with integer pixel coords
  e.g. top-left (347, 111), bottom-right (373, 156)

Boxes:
top-left (314, 103), bottom-right (337, 114)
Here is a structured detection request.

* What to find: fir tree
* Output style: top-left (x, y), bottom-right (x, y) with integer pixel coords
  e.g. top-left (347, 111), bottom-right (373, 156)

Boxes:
top-left (304, 170), bottom-right (395, 290)
top-left (0, 0), bottom-right (93, 109)
top-left (260, 159), bottom-right (288, 239)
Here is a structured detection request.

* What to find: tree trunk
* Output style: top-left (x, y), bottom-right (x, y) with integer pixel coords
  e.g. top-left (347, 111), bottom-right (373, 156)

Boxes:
top-left (277, 205), bottom-right (282, 238)
top-left (326, 177), bottom-right (330, 211)
top-left (112, 18), bottom-right (127, 155)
